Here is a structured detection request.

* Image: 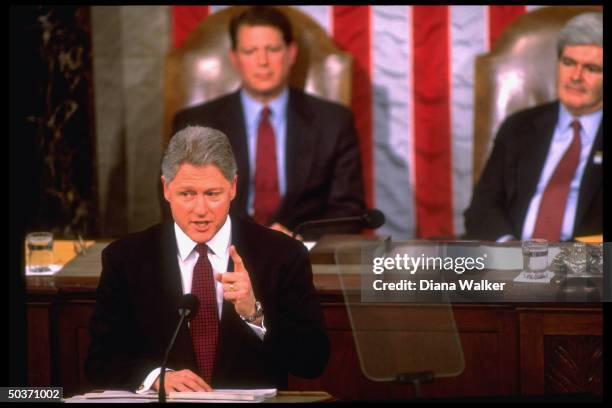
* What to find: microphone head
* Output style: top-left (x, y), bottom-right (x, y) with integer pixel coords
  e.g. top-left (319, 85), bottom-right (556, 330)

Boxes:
top-left (362, 208), bottom-right (385, 229)
top-left (178, 294), bottom-right (200, 320)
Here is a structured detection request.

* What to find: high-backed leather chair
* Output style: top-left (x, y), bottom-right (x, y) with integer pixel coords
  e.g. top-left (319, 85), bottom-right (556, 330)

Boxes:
top-left (163, 6), bottom-right (353, 146)
top-left (473, 5), bottom-right (601, 184)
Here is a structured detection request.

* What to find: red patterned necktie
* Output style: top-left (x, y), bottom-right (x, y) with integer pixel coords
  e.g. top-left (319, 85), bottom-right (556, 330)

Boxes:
top-left (532, 120), bottom-right (582, 241)
top-left (253, 107), bottom-right (280, 225)
top-left (190, 243), bottom-right (218, 383)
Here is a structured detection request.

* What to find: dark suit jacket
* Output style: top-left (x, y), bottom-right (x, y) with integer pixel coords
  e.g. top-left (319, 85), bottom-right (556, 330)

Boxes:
top-left (171, 88), bottom-right (366, 237)
top-left (465, 101), bottom-right (602, 241)
top-left (84, 216), bottom-right (330, 390)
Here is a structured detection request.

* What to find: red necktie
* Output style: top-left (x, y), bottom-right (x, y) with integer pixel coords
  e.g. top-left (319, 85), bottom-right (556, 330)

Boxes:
top-left (532, 120), bottom-right (582, 241)
top-left (190, 243), bottom-right (218, 383)
top-left (253, 107), bottom-right (280, 225)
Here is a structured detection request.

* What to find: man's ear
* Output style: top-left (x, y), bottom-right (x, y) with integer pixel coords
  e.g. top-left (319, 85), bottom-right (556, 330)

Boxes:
top-left (230, 175), bottom-right (237, 201)
top-left (287, 42), bottom-right (298, 67)
top-left (161, 175), bottom-right (170, 202)
top-left (229, 49), bottom-right (239, 70)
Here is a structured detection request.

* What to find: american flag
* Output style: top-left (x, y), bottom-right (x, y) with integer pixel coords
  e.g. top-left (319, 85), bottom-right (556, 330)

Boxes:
top-left (172, 5), bottom-right (548, 240)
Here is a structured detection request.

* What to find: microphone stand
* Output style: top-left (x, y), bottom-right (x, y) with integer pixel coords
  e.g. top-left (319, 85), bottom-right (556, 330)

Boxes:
top-left (292, 216), bottom-right (364, 239)
top-left (159, 311), bottom-right (190, 403)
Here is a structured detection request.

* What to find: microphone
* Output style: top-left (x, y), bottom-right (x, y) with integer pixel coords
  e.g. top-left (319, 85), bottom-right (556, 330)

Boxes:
top-left (292, 208), bottom-right (386, 239)
top-left (362, 208), bottom-right (386, 229)
top-left (159, 294), bottom-right (200, 403)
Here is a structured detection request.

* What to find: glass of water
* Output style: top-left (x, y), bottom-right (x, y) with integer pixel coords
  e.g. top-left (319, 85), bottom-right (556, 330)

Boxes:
top-left (522, 239), bottom-right (548, 279)
top-left (26, 232), bottom-right (54, 273)
top-left (567, 242), bottom-right (587, 276)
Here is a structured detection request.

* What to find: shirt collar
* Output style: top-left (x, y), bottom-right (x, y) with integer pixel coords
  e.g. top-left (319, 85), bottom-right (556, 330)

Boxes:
top-left (240, 87), bottom-right (289, 126)
top-left (174, 216), bottom-right (232, 261)
top-left (558, 103), bottom-right (602, 143)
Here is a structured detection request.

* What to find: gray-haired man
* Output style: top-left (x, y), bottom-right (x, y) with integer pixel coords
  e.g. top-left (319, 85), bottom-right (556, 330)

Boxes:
top-left (465, 12), bottom-right (603, 242)
top-left (85, 126), bottom-right (329, 393)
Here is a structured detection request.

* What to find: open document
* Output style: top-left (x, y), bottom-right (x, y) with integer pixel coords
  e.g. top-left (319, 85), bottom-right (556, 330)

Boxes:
top-left (64, 389), bottom-right (277, 403)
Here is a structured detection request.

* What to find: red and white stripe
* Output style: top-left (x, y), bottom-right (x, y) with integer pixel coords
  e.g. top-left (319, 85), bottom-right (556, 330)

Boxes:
top-left (172, 5), bottom-right (546, 239)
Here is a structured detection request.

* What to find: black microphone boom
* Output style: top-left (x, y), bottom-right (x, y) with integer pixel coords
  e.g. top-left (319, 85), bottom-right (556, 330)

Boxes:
top-left (293, 209), bottom-right (385, 238)
top-left (177, 293), bottom-right (199, 319)
top-left (159, 294), bottom-right (200, 403)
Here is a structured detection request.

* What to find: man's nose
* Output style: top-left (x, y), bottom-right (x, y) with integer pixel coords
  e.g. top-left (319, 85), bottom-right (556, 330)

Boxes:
top-left (193, 195), bottom-right (209, 215)
top-left (570, 65), bottom-right (584, 82)
top-left (256, 49), bottom-right (269, 66)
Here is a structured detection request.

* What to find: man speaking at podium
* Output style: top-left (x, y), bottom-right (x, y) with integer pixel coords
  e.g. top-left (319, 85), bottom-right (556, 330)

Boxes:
top-left (85, 126), bottom-right (329, 393)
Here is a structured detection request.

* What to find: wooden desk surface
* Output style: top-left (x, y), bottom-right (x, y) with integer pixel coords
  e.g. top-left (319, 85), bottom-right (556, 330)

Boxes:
top-left (25, 235), bottom-right (385, 295)
top-left (26, 241), bottom-right (106, 294)
top-left (26, 237), bottom-right (604, 304)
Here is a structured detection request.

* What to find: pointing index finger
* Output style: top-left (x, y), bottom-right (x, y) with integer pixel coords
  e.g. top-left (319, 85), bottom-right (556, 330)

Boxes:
top-left (230, 245), bottom-right (244, 271)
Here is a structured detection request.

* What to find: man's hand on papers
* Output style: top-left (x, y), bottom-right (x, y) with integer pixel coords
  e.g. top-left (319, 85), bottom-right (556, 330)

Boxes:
top-left (153, 369), bottom-right (212, 393)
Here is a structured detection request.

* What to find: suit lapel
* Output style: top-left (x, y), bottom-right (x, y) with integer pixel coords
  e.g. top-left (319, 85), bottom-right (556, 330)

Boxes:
top-left (574, 123), bottom-right (603, 230)
top-left (213, 217), bottom-right (261, 382)
top-left (283, 90), bottom-right (316, 214)
top-left (222, 92), bottom-right (250, 216)
top-left (159, 221), bottom-right (184, 302)
top-left (214, 218), bottom-right (241, 381)
top-left (158, 221), bottom-right (198, 369)
top-left (518, 104), bottom-right (559, 206)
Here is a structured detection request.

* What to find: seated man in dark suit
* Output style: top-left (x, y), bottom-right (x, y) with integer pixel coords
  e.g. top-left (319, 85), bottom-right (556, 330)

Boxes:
top-left (85, 126), bottom-right (329, 392)
top-left (465, 12), bottom-right (602, 242)
top-left (172, 6), bottom-right (365, 240)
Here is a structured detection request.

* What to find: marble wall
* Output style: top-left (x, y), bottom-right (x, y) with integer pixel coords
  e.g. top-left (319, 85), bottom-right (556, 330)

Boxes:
top-left (91, 6), bottom-right (171, 236)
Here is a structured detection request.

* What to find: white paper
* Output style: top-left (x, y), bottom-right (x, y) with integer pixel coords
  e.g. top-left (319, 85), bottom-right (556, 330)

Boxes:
top-left (211, 389), bottom-right (276, 397)
top-left (513, 271), bottom-right (555, 283)
top-left (169, 388), bottom-right (276, 401)
top-left (66, 388), bottom-right (277, 403)
top-left (25, 264), bottom-right (63, 276)
top-left (82, 390), bottom-right (155, 399)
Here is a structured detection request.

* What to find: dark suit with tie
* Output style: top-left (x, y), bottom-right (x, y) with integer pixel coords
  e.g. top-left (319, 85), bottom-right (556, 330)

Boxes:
top-left (465, 101), bottom-right (602, 241)
top-left (171, 88), bottom-right (366, 236)
top-left (84, 216), bottom-right (329, 390)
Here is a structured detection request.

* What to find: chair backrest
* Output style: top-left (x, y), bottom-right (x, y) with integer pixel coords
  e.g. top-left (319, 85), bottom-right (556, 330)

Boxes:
top-left (472, 5), bottom-right (600, 184)
top-left (163, 6), bottom-right (353, 146)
